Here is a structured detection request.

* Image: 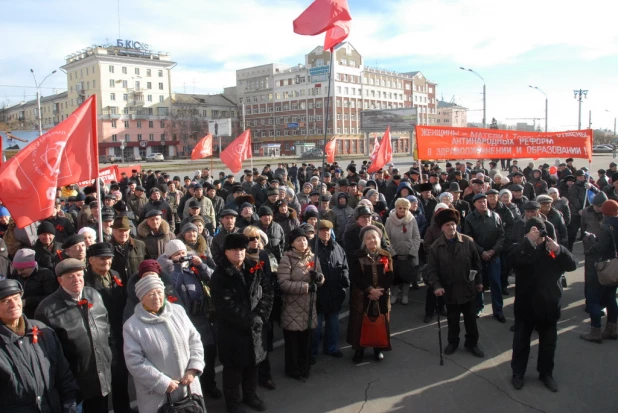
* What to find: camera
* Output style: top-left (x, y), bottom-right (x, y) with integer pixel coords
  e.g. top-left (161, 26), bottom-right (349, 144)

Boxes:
top-left (178, 255), bottom-right (195, 263)
top-left (539, 230), bottom-right (548, 237)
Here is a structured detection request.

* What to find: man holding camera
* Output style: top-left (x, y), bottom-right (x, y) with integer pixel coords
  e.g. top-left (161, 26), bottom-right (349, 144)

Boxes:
top-left (509, 217), bottom-right (577, 392)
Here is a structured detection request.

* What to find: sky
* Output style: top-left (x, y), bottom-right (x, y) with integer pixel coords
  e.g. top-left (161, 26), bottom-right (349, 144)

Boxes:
top-left (2, 0), bottom-right (618, 132)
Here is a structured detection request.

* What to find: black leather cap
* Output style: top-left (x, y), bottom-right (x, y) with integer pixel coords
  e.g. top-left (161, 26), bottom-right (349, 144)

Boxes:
top-left (0, 279), bottom-right (23, 300)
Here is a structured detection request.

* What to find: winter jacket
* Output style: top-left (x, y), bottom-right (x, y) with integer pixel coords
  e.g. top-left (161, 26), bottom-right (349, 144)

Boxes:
top-left (489, 201), bottom-right (515, 247)
top-left (0, 239), bottom-right (12, 278)
top-left (123, 268), bottom-right (181, 323)
top-left (211, 227), bottom-right (240, 263)
top-left (452, 199), bottom-right (471, 222)
top-left (412, 210), bottom-right (429, 238)
top-left (260, 222), bottom-right (286, 262)
top-left (236, 214), bottom-right (261, 230)
top-left (274, 209), bottom-right (300, 244)
top-left (347, 248), bottom-right (394, 317)
top-left (385, 210), bottom-right (421, 265)
top-left (123, 302), bottom-right (204, 413)
top-left (137, 220), bottom-right (175, 260)
top-left (427, 232), bottom-right (482, 305)
top-left (553, 198), bottom-right (571, 226)
top-left (603, 185), bottom-right (618, 202)
top-left (278, 249), bottom-right (324, 331)
top-left (33, 240), bottom-right (62, 272)
top-left (529, 177), bottom-right (548, 196)
top-left (9, 267), bottom-right (58, 318)
top-left (207, 195), bottom-right (225, 220)
top-left (504, 201), bottom-right (522, 222)
top-left (139, 200), bottom-right (175, 233)
top-left (210, 257), bottom-right (274, 368)
top-left (181, 195), bottom-right (216, 225)
top-left (511, 216), bottom-right (556, 248)
top-left (0, 316), bottom-right (78, 413)
top-left (543, 207), bottom-right (568, 246)
top-left (343, 221), bottom-right (390, 260)
top-left (250, 184), bottom-right (268, 208)
top-left (581, 205), bottom-right (604, 236)
top-left (568, 180), bottom-right (598, 213)
top-left (110, 237), bottom-right (148, 282)
top-left (315, 239), bottom-right (349, 314)
top-left (464, 209), bottom-right (505, 255)
top-left (35, 287), bottom-right (113, 400)
top-left (43, 216), bottom-right (75, 244)
top-left (423, 219), bottom-right (444, 255)
top-left (332, 203), bottom-right (354, 241)
top-left (584, 216), bottom-right (618, 261)
top-left (510, 239), bottom-right (577, 323)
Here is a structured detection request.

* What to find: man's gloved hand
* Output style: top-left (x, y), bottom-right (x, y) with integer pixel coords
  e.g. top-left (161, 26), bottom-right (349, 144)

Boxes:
top-left (309, 270), bottom-right (324, 284)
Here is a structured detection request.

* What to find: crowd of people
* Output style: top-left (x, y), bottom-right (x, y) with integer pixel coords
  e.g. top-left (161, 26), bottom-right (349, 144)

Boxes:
top-left (0, 156), bottom-right (617, 412)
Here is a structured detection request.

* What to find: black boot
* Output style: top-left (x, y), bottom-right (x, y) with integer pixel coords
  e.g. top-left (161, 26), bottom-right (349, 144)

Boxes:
top-left (352, 349), bottom-right (364, 364)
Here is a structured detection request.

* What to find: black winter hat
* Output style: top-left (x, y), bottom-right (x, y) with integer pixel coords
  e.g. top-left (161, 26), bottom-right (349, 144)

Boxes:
top-left (258, 206), bottom-right (273, 217)
top-left (524, 217), bottom-right (546, 234)
top-left (223, 233), bottom-right (248, 251)
top-left (288, 228), bottom-right (308, 247)
top-left (435, 208), bottom-right (460, 227)
top-left (61, 234), bottom-right (85, 249)
top-left (37, 221), bottom-right (56, 235)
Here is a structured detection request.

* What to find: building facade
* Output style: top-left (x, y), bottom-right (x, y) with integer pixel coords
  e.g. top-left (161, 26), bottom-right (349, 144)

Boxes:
top-left (2, 92), bottom-right (70, 131)
top-left (436, 100), bottom-right (468, 127)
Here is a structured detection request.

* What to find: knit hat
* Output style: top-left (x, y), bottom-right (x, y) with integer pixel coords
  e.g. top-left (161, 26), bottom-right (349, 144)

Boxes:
top-left (181, 223), bottom-right (198, 234)
top-left (365, 189), bottom-right (379, 200)
top-left (359, 225), bottom-right (382, 240)
top-left (164, 239), bottom-right (187, 258)
top-left (288, 228), bottom-right (308, 246)
top-left (601, 200), bottom-right (618, 217)
top-left (267, 188), bottom-right (279, 197)
top-left (435, 208), bottom-right (460, 227)
top-left (592, 192), bottom-right (608, 207)
top-left (135, 274), bottom-right (165, 301)
top-left (13, 248), bottom-right (37, 269)
top-left (0, 206), bottom-right (9, 217)
top-left (37, 221), bottom-right (56, 236)
top-left (258, 206), bottom-right (273, 217)
top-left (547, 187), bottom-right (559, 195)
top-left (524, 217), bottom-right (546, 234)
top-left (78, 227), bottom-right (96, 237)
top-left (499, 189), bottom-right (512, 199)
top-left (406, 195), bottom-right (419, 203)
top-left (434, 202), bottom-right (449, 212)
top-left (138, 259), bottom-right (163, 278)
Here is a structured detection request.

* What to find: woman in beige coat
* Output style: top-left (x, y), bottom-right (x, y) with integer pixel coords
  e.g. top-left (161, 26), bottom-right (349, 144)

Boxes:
top-left (277, 227), bottom-right (324, 381)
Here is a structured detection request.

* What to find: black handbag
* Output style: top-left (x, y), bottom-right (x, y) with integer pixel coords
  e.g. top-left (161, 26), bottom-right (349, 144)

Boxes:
top-left (158, 389), bottom-right (206, 413)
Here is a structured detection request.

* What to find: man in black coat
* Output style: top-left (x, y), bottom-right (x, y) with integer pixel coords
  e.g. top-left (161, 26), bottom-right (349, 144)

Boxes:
top-left (509, 217), bottom-right (577, 392)
top-left (10, 248), bottom-right (58, 318)
top-left (35, 259), bottom-right (113, 412)
top-left (312, 220), bottom-right (349, 360)
top-left (0, 279), bottom-right (78, 412)
top-left (33, 221), bottom-right (62, 272)
top-left (464, 193), bottom-right (506, 321)
top-left (139, 187), bottom-right (175, 233)
top-left (487, 189), bottom-right (515, 295)
top-left (110, 217), bottom-right (149, 283)
top-left (210, 233), bottom-right (273, 413)
top-left (85, 243), bottom-right (131, 413)
top-left (211, 209), bottom-right (241, 263)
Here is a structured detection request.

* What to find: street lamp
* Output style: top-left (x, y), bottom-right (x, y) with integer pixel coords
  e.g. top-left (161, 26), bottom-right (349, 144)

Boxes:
top-left (605, 109), bottom-right (616, 138)
top-left (120, 141), bottom-right (126, 163)
top-left (574, 89), bottom-right (588, 130)
top-left (529, 85), bottom-right (548, 132)
top-left (460, 67), bottom-right (486, 128)
top-left (30, 68), bottom-right (57, 136)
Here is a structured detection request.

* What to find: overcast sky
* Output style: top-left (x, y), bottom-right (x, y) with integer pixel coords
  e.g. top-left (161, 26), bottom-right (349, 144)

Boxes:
top-left (2, 0), bottom-right (617, 131)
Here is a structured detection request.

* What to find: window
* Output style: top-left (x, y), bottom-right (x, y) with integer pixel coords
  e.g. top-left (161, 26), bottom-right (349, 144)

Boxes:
top-left (158, 70), bottom-right (163, 77)
top-left (276, 130), bottom-right (281, 136)
top-left (135, 81), bottom-right (140, 90)
top-left (149, 134), bottom-right (154, 141)
top-left (93, 80), bottom-right (96, 88)
top-left (159, 96), bottom-right (164, 102)
top-left (136, 121), bottom-right (142, 128)
top-left (148, 121), bottom-right (154, 128)
top-left (147, 82), bottom-right (152, 89)
top-left (111, 121), bottom-right (117, 128)
top-left (336, 114), bottom-right (341, 120)
top-left (109, 79), bottom-right (115, 88)
top-left (137, 134), bottom-right (143, 141)
top-left (122, 67), bottom-right (127, 74)
top-left (110, 93), bottom-right (116, 101)
top-left (111, 134), bottom-right (117, 142)
top-left (315, 115), bottom-right (322, 121)
top-left (161, 133), bottom-right (166, 141)
top-left (147, 95), bottom-right (152, 102)
top-left (160, 121), bottom-right (165, 128)
top-left (269, 130), bottom-right (274, 137)
top-left (124, 134), bottom-right (130, 142)
top-left (135, 68), bottom-right (140, 75)
top-left (122, 80), bottom-right (128, 88)
top-left (124, 121), bottom-right (130, 128)
top-left (159, 83), bottom-right (164, 90)
top-left (109, 65), bottom-right (114, 73)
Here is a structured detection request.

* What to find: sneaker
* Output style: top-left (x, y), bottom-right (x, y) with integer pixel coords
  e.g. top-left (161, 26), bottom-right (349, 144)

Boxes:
top-left (373, 349), bottom-right (384, 361)
top-left (464, 345), bottom-right (485, 358)
top-left (444, 343), bottom-right (458, 355)
top-left (512, 375), bottom-right (524, 390)
top-left (539, 375), bottom-right (558, 392)
top-left (476, 310), bottom-right (482, 318)
top-left (243, 394), bottom-right (267, 411)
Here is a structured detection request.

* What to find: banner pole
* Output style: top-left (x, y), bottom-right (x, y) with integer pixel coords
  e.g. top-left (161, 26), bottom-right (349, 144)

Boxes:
top-left (96, 176), bottom-right (103, 242)
top-left (418, 158), bottom-right (423, 183)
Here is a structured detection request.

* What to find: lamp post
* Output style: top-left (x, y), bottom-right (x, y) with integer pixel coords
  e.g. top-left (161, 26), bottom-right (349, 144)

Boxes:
top-left (605, 109), bottom-right (616, 139)
top-left (30, 69), bottom-right (57, 136)
top-left (574, 89), bottom-right (588, 130)
top-left (460, 67), bottom-right (485, 128)
top-left (120, 141), bottom-right (126, 163)
top-left (529, 85), bottom-right (548, 132)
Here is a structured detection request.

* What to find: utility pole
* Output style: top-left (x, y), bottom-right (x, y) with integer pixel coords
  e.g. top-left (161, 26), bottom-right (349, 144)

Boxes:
top-left (460, 67), bottom-right (486, 128)
top-left (30, 69), bottom-right (57, 136)
top-left (529, 85), bottom-right (548, 132)
top-left (574, 89), bottom-right (588, 130)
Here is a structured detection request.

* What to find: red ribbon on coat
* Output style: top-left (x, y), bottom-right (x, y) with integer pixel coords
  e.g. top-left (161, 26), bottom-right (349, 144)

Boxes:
top-left (77, 299), bottom-right (93, 309)
top-left (112, 275), bottom-right (124, 287)
top-left (167, 295), bottom-right (178, 303)
top-left (379, 256), bottom-right (389, 268)
top-left (31, 325), bottom-right (42, 344)
top-left (250, 261), bottom-right (265, 274)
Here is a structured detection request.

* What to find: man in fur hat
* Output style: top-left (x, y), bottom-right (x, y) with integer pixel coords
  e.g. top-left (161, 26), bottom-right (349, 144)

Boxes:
top-left (427, 208), bottom-right (485, 358)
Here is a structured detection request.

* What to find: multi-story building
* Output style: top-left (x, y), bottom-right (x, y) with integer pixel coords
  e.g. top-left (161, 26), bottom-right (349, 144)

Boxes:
top-left (235, 42), bottom-right (439, 156)
top-left (61, 42), bottom-right (178, 159)
top-left (436, 100), bottom-right (468, 127)
top-left (2, 91), bottom-right (70, 131)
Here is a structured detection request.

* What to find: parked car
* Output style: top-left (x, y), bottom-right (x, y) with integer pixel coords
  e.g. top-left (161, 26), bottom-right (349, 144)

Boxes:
top-left (592, 145), bottom-right (613, 153)
top-left (299, 149), bottom-right (324, 159)
top-left (146, 153), bottom-right (165, 162)
top-left (127, 154), bottom-right (142, 162)
top-left (105, 155), bottom-right (120, 163)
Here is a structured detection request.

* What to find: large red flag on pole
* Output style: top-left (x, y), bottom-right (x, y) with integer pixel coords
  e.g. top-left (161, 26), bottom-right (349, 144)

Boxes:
top-left (367, 127), bottom-right (392, 173)
top-left (0, 95), bottom-right (99, 228)
top-left (191, 134), bottom-right (213, 160)
top-left (325, 137), bottom-right (337, 163)
top-left (220, 129), bottom-right (252, 174)
top-left (293, 0), bottom-right (352, 51)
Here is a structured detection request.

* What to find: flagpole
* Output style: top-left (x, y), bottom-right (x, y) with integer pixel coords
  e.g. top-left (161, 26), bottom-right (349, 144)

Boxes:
top-left (96, 176), bottom-right (104, 242)
top-left (313, 46), bottom-right (335, 264)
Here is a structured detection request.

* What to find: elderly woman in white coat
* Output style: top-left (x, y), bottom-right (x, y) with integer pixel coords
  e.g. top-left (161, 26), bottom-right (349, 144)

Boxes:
top-left (385, 197), bottom-right (421, 304)
top-left (123, 274), bottom-right (205, 412)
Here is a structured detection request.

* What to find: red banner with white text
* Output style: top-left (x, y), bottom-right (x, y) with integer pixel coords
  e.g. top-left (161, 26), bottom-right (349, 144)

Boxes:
top-left (416, 126), bottom-right (592, 162)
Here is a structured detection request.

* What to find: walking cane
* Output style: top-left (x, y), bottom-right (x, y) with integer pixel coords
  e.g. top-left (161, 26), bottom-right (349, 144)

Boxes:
top-left (436, 301), bottom-right (444, 366)
top-left (307, 278), bottom-right (316, 369)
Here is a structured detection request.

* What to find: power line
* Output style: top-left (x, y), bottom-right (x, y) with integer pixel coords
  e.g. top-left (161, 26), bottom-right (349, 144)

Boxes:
top-left (0, 84), bottom-right (65, 90)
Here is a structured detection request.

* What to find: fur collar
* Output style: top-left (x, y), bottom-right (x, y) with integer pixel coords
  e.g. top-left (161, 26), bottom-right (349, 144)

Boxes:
top-left (137, 219), bottom-right (171, 238)
top-left (183, 234), bottom-right (208, 256)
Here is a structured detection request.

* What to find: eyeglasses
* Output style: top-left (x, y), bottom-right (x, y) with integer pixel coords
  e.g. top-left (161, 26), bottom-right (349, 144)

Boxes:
top-left (248, 237), bottom-right (259, 241)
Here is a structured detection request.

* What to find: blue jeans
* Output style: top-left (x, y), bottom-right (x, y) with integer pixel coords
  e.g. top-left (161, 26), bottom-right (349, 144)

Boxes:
top-left (586, 267), bottom-right (618, 328)
top-left (311, 312), bottom-right (340, 356)
top-left (476, 256), bottom-right (503, 315)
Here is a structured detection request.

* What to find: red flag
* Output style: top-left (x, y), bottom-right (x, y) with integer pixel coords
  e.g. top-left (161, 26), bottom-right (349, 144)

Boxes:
top-left (220, 130), bottom-right (252, 174)
top-left (294, 0), bottom-right (352, 49)
top-left (324, 17), bottom-right (351, 51)
top-left (325, 137), bottom-right (337, 163)
top-left (0, 96), bottom-right (99, 228)
top-left (0, 135), bottom-right (3, 167)
top-left (191, 134), bottom-right (213, 160)
top-left (368, 133), bottom-right (380, 163)
top-left (367, 127), bottom-right (392, 173)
